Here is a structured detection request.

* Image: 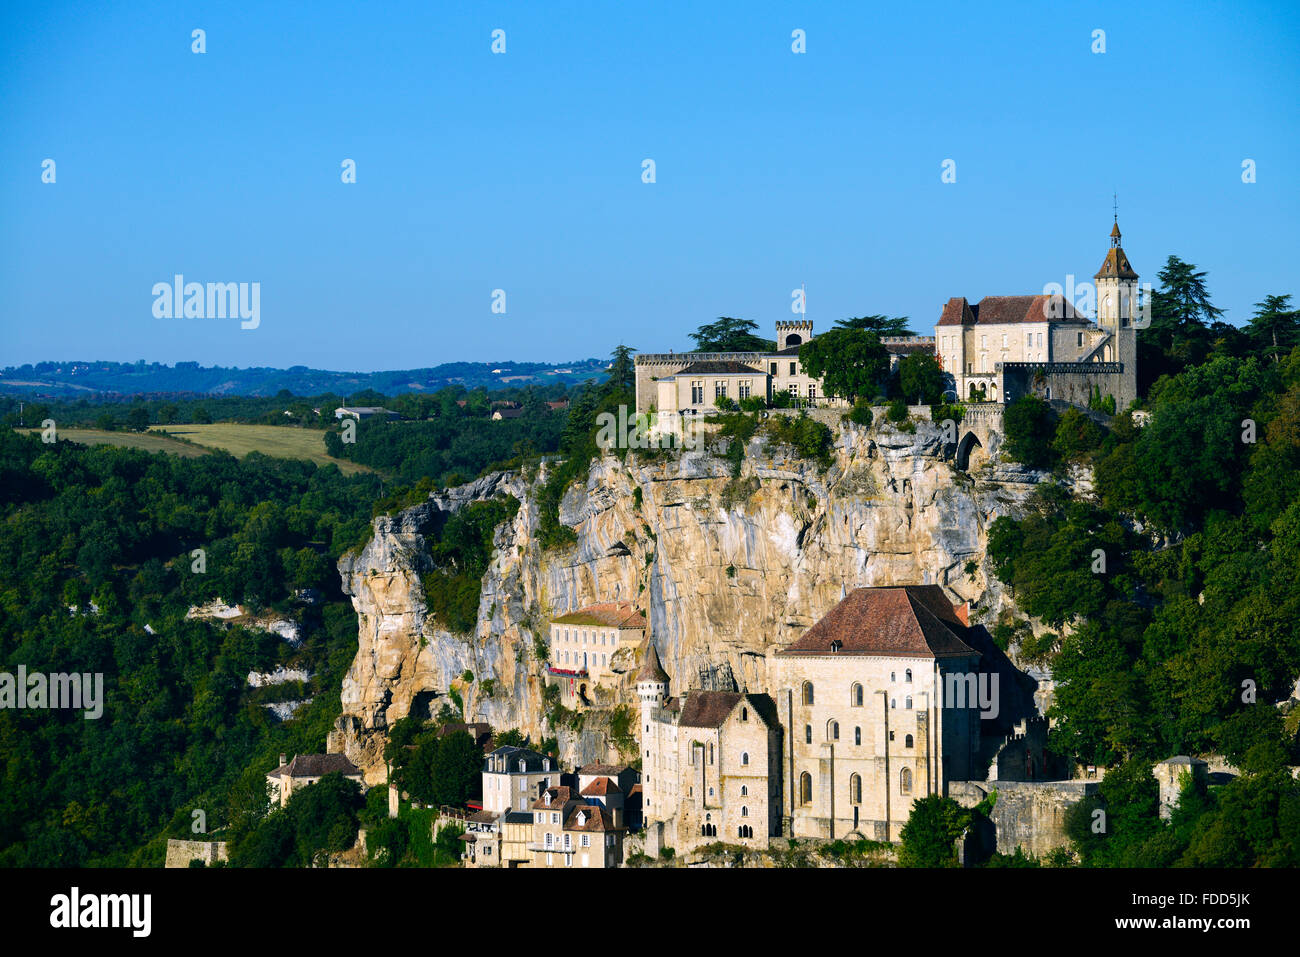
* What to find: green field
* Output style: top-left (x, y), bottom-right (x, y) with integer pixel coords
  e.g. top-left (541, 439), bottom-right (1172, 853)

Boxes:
top-left (19, 424), bottom-right (373, 474)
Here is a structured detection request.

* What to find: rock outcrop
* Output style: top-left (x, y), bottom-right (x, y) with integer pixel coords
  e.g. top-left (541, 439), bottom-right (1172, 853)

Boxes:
top-left (332, 416), bottom-right (1046, 784)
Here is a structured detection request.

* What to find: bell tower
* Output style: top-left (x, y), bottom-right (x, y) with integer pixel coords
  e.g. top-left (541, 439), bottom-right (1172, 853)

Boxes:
top-left (1092, 207), bottom-right (1139, 405)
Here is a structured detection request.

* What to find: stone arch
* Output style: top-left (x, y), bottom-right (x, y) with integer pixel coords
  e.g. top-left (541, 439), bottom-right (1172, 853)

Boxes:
top-left (785, 333), bottom-right (802, 346)
top-left (955, 431), bottom-right (983, 471)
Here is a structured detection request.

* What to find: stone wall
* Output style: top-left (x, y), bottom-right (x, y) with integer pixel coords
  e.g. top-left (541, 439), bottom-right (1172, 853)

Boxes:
top-left (164, 839), bottom-right (228, 868)
top-left (950, 780), bottom-right (1097, 858)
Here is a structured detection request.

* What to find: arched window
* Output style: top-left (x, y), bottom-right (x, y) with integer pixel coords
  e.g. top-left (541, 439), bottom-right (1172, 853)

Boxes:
top-left (799, 772), bottom-right (812, 805)
top-left (890, 698), bottom-right (896, 709)
top-left (742, 751), bottom-right (749, 766)
top-left (905, 669), bottom-right (912, 683)
top-left (831, 721), bottom-right (840, 740)
top-left (851, 683), bottom-right (863, 707)
top-left (741, 707), bottom-right (748, 721)
top-left (805, 725), bottom-right (812, 744)
top-left (905, 734), bottom-right (914, 749)
top-left (801, 681), bottom-right (814, 706)
top-left (741, 785), bottom-right (748, 796)
top-left (738, 824), bottom-right (753, 838)
top-left (905, 696), bottom-right (912, 710)
top-left (854, 726), bottom-right (861, 746)
top-left (709, 743), bottom-right (714, 765)
top-left (741, 805), bottom-right (749, 817)
top-left (901, 768), bottom-right (912, 795)
top-left (890, 671), bottom-right (896, 682)
top-left (850, 773), bottom-right (862, 804)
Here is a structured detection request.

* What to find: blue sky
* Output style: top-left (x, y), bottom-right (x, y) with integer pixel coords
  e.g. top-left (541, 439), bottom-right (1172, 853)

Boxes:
top-left (2, 1), bottom-right (1297, 371)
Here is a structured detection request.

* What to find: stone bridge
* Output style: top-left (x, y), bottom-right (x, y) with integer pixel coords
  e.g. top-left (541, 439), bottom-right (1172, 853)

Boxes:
top-left (921, 402), bottom-right (1004, 471)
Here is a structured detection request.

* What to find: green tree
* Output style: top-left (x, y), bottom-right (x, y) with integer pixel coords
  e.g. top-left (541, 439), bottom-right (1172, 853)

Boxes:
top-left (898, 795), bottom-right (971, 867)
top-left (898, 353), bottom-right (944, 405)
top-left (1002, 395), bottom-right (1057, 469)
top-left (834, 315), bottom-right (915, 337)
top-left (797, 329), bottom-right (890, 404)
top-left (688, 317), bottom-right (775, 352)
top-left (1247, 294), bottom-right (1299, 362)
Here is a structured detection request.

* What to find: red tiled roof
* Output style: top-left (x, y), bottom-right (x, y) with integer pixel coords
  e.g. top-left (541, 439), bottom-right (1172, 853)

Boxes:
top-left (778, 585), bottom-right (977, 659)
top-left (564, 805), bottom-right (622, 832)
top-left (937, 295), bottom-right (1090, 327)
top-left (553, 602), bottom-right (648, 629)
top-left (580, 777), bottom-right (623, 797)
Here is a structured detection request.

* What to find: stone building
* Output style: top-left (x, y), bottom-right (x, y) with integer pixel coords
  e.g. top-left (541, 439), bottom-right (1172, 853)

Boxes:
top-left (637, 641), bottom-right (783, 854)
top-left (934, 219), bottom-right (1139, 409)
top-left (527, 785), bottom-right (626, 868)
top-left (266, 753), bottom-right (364, 808)
top-left (547, 602), bottom-right (647, 704)
top-left (634, 320), bottom-right (849, 414)
top-left (772, 585), bottom-right (983, 843)
top-left (481, 745), bottom-right (560, 814)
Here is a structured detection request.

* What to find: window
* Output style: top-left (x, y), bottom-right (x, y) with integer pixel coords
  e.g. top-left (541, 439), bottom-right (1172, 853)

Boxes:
top-left (800, 772), bottom-right (812, 805)
top-left (829, 721), bottom-right (840, 741)
top-left (854, 726), bottom-right (861, 746)
top-left (905, 696), bottom-right (912, 710)
top-left (563, 834), bottom-right (571, 850)
top-left (769, 362), bottom-right (777, 375)
top-left (1001, 334), bottom-right (1008, 348)
top-left (790, 382), bottom-right (800, 398)
top-left (890, 672), bottom-right (895, 682)
top-left (551, 812), bottom-right (559, 824)
top-left (709, 743), bottom-right (714, 765)
top-left (905, 734), bottom-right (914, 748)
top-left (808, 383), bottom-right (817, 401)
top-left (741, 785), bottom-right (748, 796)
top-left (739, 379), bottom-right (751, 400)
top-left (890, 698), bottom-right (896, 709)
top-left (741, 707), bottom-right (748, 721)
top-left (1077, 332), bottom-right (1084, 347)
top-left (901, 768), bottom-right (912, 795)
top-left (1026, 333), bottom-right (1032, 349)
top-left (850, 774), bottom-right (862, 804)
top-left (1037, 332), bottom-right (1044, 348)
top-left (691, 380), bottom-right (704, 404)
top-left (742, 751), bottom-right (750, 766)
top-left (581, 834), bottom-right (590, 847)
top-left (852, 683), bottom-right (863, 707)
top-left (805, 725), bottom-right (812, 744)
top-left (802, 682), bottom-right (814, 706)
top-left (741, 805), bottom-right (749, 817)
top-left (789, 361), bottom-right (797, 376)
top-left (905, 669), bottom-right (912, 683)
top-left (714, 380), bottom-right (727, 400)
top-left (545, 832), bottom-right (553, 848)
top-left (981, 335), bottom-right (987, 349)
top-left (738, 825), bottom-right (753, 838)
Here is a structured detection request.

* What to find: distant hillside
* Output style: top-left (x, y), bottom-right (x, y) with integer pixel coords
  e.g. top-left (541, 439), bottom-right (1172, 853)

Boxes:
top-left (0, 358), bottom-right (609, 398)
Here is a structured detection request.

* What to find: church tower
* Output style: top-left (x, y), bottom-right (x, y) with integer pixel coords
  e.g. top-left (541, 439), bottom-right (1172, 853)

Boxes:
top-left (1093, 214), bottom-right (1139, 404)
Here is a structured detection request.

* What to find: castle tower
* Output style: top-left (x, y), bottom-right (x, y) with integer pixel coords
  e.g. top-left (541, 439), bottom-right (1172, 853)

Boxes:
top-left (1093, 215), bottom-right (1139, 404)
top-left (775, 319), bottom-right (814, 352)
top-left (636, 639), bottom-right (669, 712)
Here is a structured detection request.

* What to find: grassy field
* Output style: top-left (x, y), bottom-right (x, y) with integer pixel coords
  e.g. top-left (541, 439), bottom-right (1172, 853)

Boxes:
top-left (19, 424), bottom-right (373, 474)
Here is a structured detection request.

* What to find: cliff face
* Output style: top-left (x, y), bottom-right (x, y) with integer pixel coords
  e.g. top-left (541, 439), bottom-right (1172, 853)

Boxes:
top-left (332, 417), bottom-right (1044, 783)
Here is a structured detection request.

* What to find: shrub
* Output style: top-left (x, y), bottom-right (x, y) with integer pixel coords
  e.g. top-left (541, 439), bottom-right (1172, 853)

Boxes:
top-left (848, 399), bottom-right (874, 427)
top-left (886, 398), bottom-right (909, 424)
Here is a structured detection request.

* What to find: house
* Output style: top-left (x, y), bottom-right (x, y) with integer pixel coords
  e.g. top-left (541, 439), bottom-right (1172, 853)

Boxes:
top-left (266, 753), bottom-right (364, 808)
top-left (459, 809), bottom-right (502, 867)
top-left (547, 602), bottom-right (647, 703)
top-left (481, 745), bottom-right (560, 814)
top-left (491, 407), bottom-right (525, 420)
top-left (772, 585), bottom-right (983, 843)
top-left (634, 320), bottom-right (849, 414)
top-left (528, 785), bottom-right (626, 868)
top-left (333, 406), bottom-right (400, 421)
top-left (438, 721), bottom-right (494, 751)
top-left (498, 810), bottom-right (534, 868)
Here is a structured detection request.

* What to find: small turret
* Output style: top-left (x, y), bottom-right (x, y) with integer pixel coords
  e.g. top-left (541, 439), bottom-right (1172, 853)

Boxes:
top-left (636, 639), bottom-right (668, 707)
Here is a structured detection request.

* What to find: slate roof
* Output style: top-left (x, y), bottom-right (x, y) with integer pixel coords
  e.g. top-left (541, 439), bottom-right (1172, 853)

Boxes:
top-left (553, 602), bottom-right (647, 629)
top-left (778, 585), bottom-right (978, 659)
top-left (268, 753), bottom-right (362, 779)
top-left (1094, 242), bottom-right (1139, 280)
top-left (484, 745), bottom-right (553, 775)
top-left (503, 811), bottom-right (534, 825)
top-left (674, 361), bottom-right (766, 376)
top-left (937, 295), bottom-right (1090, 327)
top-left (578, 762), bottom-right (624, 776)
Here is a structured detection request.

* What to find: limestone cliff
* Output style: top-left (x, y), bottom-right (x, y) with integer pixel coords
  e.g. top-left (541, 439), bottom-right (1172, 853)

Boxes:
top-left (331, 416), bottom-right (1046, 784)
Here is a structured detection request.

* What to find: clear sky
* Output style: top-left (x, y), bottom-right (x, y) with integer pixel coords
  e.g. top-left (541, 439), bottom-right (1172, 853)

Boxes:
top-left (2, 1), bottom-right (1297, 371)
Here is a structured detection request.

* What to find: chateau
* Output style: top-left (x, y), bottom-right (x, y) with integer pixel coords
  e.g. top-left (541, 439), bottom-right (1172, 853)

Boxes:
top-left (633, 217), bottom-right (1139, 416)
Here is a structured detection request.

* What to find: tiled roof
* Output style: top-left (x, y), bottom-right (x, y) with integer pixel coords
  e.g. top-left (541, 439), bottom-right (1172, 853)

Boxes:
top-left (635, 640), bottom-right (669, 683)
top-left (269, 753), bottom-right (362, 779)
top-left (580, 777), bottom-right (623, 797)
top-left (937, 295), bottom-right (1090, 327)
top-left (564, 805), bottom-right (622, 832)
top-left (552, 601), bottom-right (648, 629)
top-left (678, 690), bottom-right (773, 729)
top-left (778, 585), bottom-right (977, 659)
top-left (532, 786), bottom-right (576, 811)
top-left (673, 361), bottom-right (766, 375)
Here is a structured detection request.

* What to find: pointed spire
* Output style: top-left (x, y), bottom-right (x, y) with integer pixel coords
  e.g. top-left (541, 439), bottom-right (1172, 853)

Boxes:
top-left (636, 638), bottom-right (669, 684)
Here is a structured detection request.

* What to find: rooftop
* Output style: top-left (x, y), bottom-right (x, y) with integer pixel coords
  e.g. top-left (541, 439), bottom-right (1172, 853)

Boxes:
top-left (268, 753), bottom-right (362, 779)
top-left (552, 601), bottom-right (648, 629)
top-left (778, 585), bottom-right (978, 659)
top-left (937, 294), bottom-right (1091, 327)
